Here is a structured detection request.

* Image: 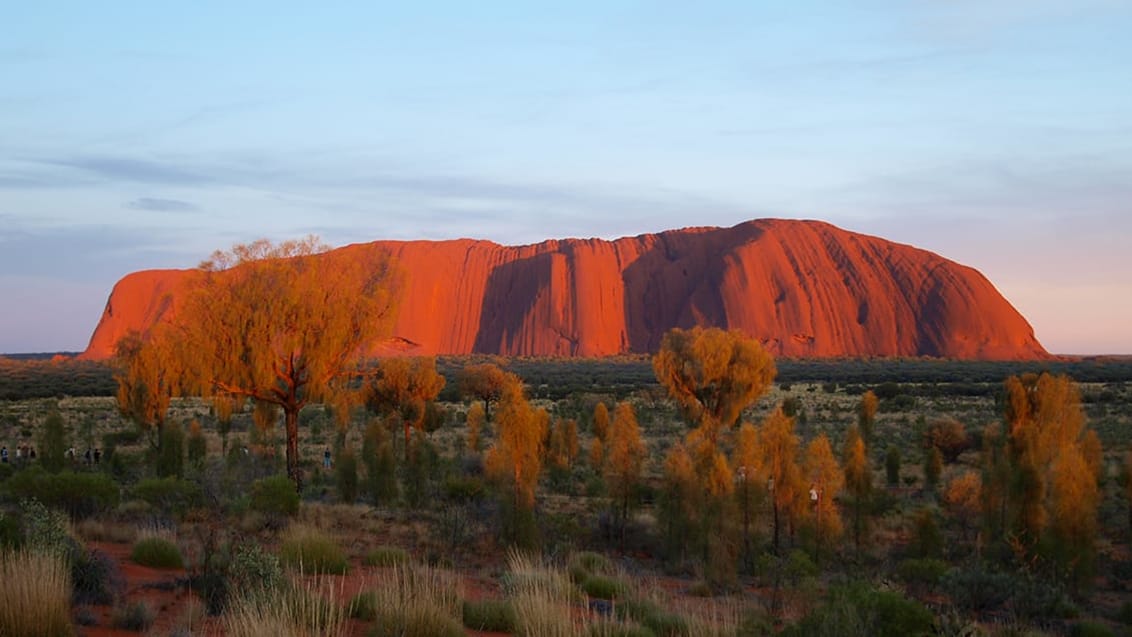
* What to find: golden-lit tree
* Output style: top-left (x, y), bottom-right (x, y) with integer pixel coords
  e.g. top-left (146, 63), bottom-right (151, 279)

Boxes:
top-left (169, 237), bottom-right (401, 489)
top-left (548, 418), bottom-right (579, 470)
top-left (942, 470), bottom-right (982, 545)
top-left (1081, 428), bottom-right (1104, 483)
top-left (367, 356), bottom-right (446, 458)
top-left (857, 390), bottom-right (878, 444)
top-left (114, 328), bottom-right (177, 447)
top-left (732, 421), bottom-right (763, 569)
top-left (653, 327), bottom-right (776, 443)
top-left (593, 402), bottom-right (610, 442)
top-left (466, 402), bottom-right (486, 453)
top-left (803, 434), bottom-right (844, 555)
top-left (604, 402), bottom-right (646, 542)
top-left (458, 363), bottom-right (513, 421)
top-left (485, 380), bottom-right (549, 544)
top-left (660, 441), bottom-right (699, 562)
top-left (843, 425), bottom-right (872, 551)
top-left (1047, 446), bottom-right (1099, 583)
top-left (760, 407), bottom-right (802, 553)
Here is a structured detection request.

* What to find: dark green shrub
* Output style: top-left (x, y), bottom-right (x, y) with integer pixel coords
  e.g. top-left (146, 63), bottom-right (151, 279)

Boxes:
top-left (0, 511), bottom-right (21, 550)
top-left (39, 412), bottom-right (68, 474)
top-left (783, 583), bottom-right (933, 637)
top-left (131, 535), bottom-right (184, 569)
top-left (362, 419), bottom-right (398, 506)
top-left (72, 548), bottom-right (126, 605)
top-left (443, 475), bottom-right (484, 502)
top-left (896, 558), bottom-right (948, 593)
top-left (187, 422), bottom-right (207, 470)
top-left (363, 546), bottom-right (409, 567)
top-left (112, 600), bottom-right (155, 631)
top-left (249, 475), bottom-right (299, 518)
top-left (157, 423), bottom-right (185, 478)
top-left (131, 477), bottom-right (204, 518)
top-left (462, 599), bottom-right (517, 632)
top-left (228, 542), bottom-right (283, 594)
top-left (1069, 621), bottom-right (1115, 637)
top-left (581, 574), bottom-right (628, 600)
top-left (7, 469), bottom-right (119, 519)
top-left (884, 446), bottom-right (900, 486)
top-left (617, 599), bottom-right (688, 637)
top-left (910, 508), bottom-right (943, 559)
top-left (941, 565), bottom-right (1013, 613)
top-left (336, 447), bottom-right (359, 504)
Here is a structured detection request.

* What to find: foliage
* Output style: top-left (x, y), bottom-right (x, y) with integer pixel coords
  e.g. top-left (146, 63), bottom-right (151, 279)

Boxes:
top-left (350, 564), bottom-right (463, 637)
top-left (131, 532), bottom-right (185, 569)
top-left (113, 329), bottom-right (175, 443)
top-left (924, 417), bottom-right (970, 463)
top-left (186, 419), bottom-right (207, 470)
top-left (157, 420), bottom-right (185, 478)
top-left (112, 600), bottom-right (156, 631)
top-left (19, 498), bottom-right (73, 557)
top-left (225, 577), bottom-right (348, 637)
top-left (604, 401), bottom-right (646, 542)
top-left (279, 524), bottom-right (349, 575)
top-left (581, 574), bottom-right (629, 600)
top-left (39, 412), bottom-right (68, 474)
top-left (941, 565), bottom-right (1014, 613)
top-left (465, 401), bottom-right (485, 453)
top-left (367, 356), bottom-right (446, 456)
top-left (132, 476), bottom-right (204, 518)
top-left (458, 363), bottom-right (513, 421)
top-left (364, 546), bottom-right (410, 567)
top-left (362, 417), bottom-right (399, 506)
top-left (7, 469), bottom-right (119, 519)
top-left (249, 474), bottom-right (300, 518)
top-left (335, 446), bottom-right (359, 504)
top-left (843, 425), bottom-right (872, 550)
top-left (167, 236), bottom-right (402, 489)
top-left (228, 541), bottom-right (284, 596)
top-left (857, 390), bottom-right (878, 443)
top-left (652, 326), bottom-right (776, 442)
top-left (803, 433), bottom-right (844, 554)
top-left (760, 407), bottom-right (803, 553)
top-left (896, 558), bottom-right (949, 593)
top-left (884, 445), bottom-right (901, 486)
top-left (462, 599), bottom-right (518, 633)
top-left (783, 582), bottom-right (934, 637)
top-left (485, 378), bottom-right (548, 546)
top-left (0, 550), bottom-right (73, 637)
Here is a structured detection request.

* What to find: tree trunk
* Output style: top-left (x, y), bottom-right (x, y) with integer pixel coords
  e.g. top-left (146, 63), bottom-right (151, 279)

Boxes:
top-left (285, 407), bottom-right (302, 492)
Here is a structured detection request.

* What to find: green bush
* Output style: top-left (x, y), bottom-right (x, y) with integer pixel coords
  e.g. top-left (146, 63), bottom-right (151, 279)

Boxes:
top-left (228, 541), bottom-right (284, 595)
top-left (6, 468), bottom-right (119, 519)
top-left (131, 477), bottom-right (204, 518)
top-left (569, 550), bottom-right (615, 583)
top-left (249, 474), bottom-right (300, 518)
top-left (617, 599), bottom-right (687, 637)
top-left (39, 412), bottom-right (68, 474)
top-left (112, 600), bottom-right (155, 631)
top-left (581, 574), bottom-right (629, 600)
top-left (131, 535), bottom-right (184, 569)
top-left (941, 565), bottom-right (1013, 613)
top-left (896, 558), bottom-right (949, 592)
top-left (587, 622), bottom-right (656, 637)
top-left (1069, 621), bottom-right (1115, 637)
top-left (72, 548), bottom-right (126, 605)
top-left (783, 583), bottom-right (933, 637)
top-left (364, 546), bottom-right (409, 567)
top-left (0, 511), bottom-right (21, 550)
top-left (336, 447), bottom-right (359, 504)
top-left (279, 526), bottom-right (349, 575)
top-left (462, 599), bottom-right (518, 632)
top-left (187, 424), bottom-right (207, 470)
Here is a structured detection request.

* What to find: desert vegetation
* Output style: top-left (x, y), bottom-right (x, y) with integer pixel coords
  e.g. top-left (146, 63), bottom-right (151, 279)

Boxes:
top-left (3, 242), bottom-right (1132, 635)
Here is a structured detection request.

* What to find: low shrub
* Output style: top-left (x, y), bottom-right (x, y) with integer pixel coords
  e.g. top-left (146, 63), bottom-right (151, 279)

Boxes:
top-left (587, 622), bottom-right (656, 637)
top-left (112, 600), bottom-right (155, 632)
top-left (0, 550), bottom-right (73, 637)
top-left (7, 469), bottom-right (119, 519)
top-left (896, 558), bottom-right (949, 593)
top-left (279, 525), bottom-right (349, 575)
top-left (617, 599), bottom-right (687, 637)
top-left (0, 511), bottom-right (22, 550)
top-left (783, 582), bottom-right (933, 637)
top-left (72, 548), bottom-right (126, 605)
top-left (228, 542), bottom-right (284, 595)
top-left (940, 565), bottom-right (1014, 613)
top-left (462, 599), bottom-right (518, 632)
top-left (131, 533), bottom-right (185, 569)
top-left (131, 477), bottom-right (204, 519)
top-left (364, 545), bottom-right (409, 567)
top-left (354, 564), bottom-right (463, 637)
top-left (1070, 621), bottom-right (1115, 637)
top-left (581, 574), bottom-right (629, 600)
top-left (225, 581), bottom-right (347, 637)
top-left (249, 475), bottom-right (300, 519)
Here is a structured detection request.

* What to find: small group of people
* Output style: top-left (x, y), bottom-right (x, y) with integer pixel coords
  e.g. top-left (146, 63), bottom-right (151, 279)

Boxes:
top-left (65, 447), bottom-right (102, 465)
top-left (0, 444), bottom-right (36, 464)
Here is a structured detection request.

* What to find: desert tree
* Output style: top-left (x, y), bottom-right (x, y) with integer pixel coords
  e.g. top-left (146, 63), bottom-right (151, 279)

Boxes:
top-left (1047, 446), bottom-right (1098, 587)
top-left (458, 363), bottom-right (512, 421)
top-left (923, 417), bottom-right (970, 464)
top-left (803, 434), bottom-right (843, 559)
top-left (187, 419), bottom-right (207, 470)
top-left (843, 425), bottom-right (872, 551)
top-left (857, 389), bottom-right (878, 444)
top-left (942, 471), bottom-right (982, 547)
top-left (653, 326), bottom-right (776, 445)
top-left (590, 401), bottom-right (610, 467)
top-left (760, 407), bottom-right (803, 553)
top-left (924, 446), bottom-right (943, 491)
top-left (484, 380), bottom-right (549, 546)
top-left (884, 445), bottom-right (901, 487)
top-left (465, 402), bottom-right (486, 453)
top-left (39, 412), bottom-right (68, 474)
top-left (362, 417), bottom-right (398, 506)
top-left (114, 328), bottom-right (177, 448)
top-left (732, 421), bottom-right (763, 570)
top-left (604, 402), bottom-right (646, 546)
top-left (366, 356), bottom-right (446, 459)
top-left (659, 441), bottom-right (699, 563)
top-left (168, 236), bottom-right (401, 490)
top-left (547, 417), bottom-right (579, 470)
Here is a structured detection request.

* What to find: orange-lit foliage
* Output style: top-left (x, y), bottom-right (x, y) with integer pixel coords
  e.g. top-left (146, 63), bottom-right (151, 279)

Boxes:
top-left (857, 390), bottom-right (878, 443)
top-left (843, 425), bottom-right (872, 550)
top-left (733, 421), bottom-right (762, 568)
top-left (485, 381), bottom-right (548, 511)
top-left (803, 434), bottom-right (844, 550)
top-left (604, 402), bottom-right (646, 538)
top-left (169, 236), bottom-right (401, 489)
top-left (466, 402), bottom-right (485, 453)
top-left (458, 363), bottom-right (512, 420)
top-left (113, 328), bottom-right (177, 444)
top-left (923, 417), bottom-right (970, 464)
top-left (593, 402), bottom-right (610, 443)
top-left (760, 407), bottom-right (802, 552)
top-left (367, 356), bottom-right (446, 457)
top-left (547, 418), bottom-right (579, 470)
top-left (661, 441), bottom-right (699, 559)
top-left (653, 327), bottom-right (776, 443)
top-left (942, 471), bottom-right (982, 542)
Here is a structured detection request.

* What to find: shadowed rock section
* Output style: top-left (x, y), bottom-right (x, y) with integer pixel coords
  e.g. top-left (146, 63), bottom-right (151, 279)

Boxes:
top-left (80, 219), bottom-right (1048, 360)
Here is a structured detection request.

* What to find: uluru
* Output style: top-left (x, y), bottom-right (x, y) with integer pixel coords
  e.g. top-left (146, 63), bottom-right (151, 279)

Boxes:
top-left (80, 219), bottom-right (1048, 361)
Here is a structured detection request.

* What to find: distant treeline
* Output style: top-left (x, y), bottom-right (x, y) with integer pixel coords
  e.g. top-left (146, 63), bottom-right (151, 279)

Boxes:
top-left (3, 354), bottom-right (1130, 402)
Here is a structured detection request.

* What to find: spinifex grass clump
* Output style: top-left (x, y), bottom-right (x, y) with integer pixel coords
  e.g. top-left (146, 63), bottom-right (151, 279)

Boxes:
top-left (279, 524), bottom-right (349, 575)
top-left (462, 599), bottom-right (518, 633)
top-left (349, 563), bottom-right (463, 637)
top-left (131, 530), bottom-right (185, 569)
top-left (224, 576), bottom-right (348, 637)
top-left (363, 545), bottom-right (409, 567)
top-left (0, 550), bottom-right (73, 637)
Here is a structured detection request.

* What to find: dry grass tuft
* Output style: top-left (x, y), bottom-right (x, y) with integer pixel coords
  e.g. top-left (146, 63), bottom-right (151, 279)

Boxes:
top-left (352, 563), bottom-right (464, 636)
top-left (0, 550), bottom-right (73, 637)
top-left (224, 575), bottom-right (348, 637)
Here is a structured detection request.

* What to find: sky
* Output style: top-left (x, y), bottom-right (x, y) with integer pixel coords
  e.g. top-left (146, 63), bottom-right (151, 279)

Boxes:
top-left (1, 1), bottom-right (1130, 355)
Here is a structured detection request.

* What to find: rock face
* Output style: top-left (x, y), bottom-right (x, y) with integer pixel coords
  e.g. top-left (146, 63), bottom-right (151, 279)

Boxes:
top-left (80, 219), bottom-right (1048, 360)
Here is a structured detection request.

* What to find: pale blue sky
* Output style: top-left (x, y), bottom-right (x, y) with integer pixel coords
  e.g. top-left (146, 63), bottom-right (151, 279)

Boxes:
top-left (2, 1), bottom-right (1130, 354)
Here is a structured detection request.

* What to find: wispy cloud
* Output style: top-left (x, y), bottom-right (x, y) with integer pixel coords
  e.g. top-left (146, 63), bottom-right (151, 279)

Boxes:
top-left (125, 197), bottom-right (198, 213)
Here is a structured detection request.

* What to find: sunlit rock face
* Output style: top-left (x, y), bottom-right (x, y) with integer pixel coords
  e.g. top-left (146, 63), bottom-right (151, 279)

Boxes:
top-left (80, 219), bottom-right (1048, 361)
